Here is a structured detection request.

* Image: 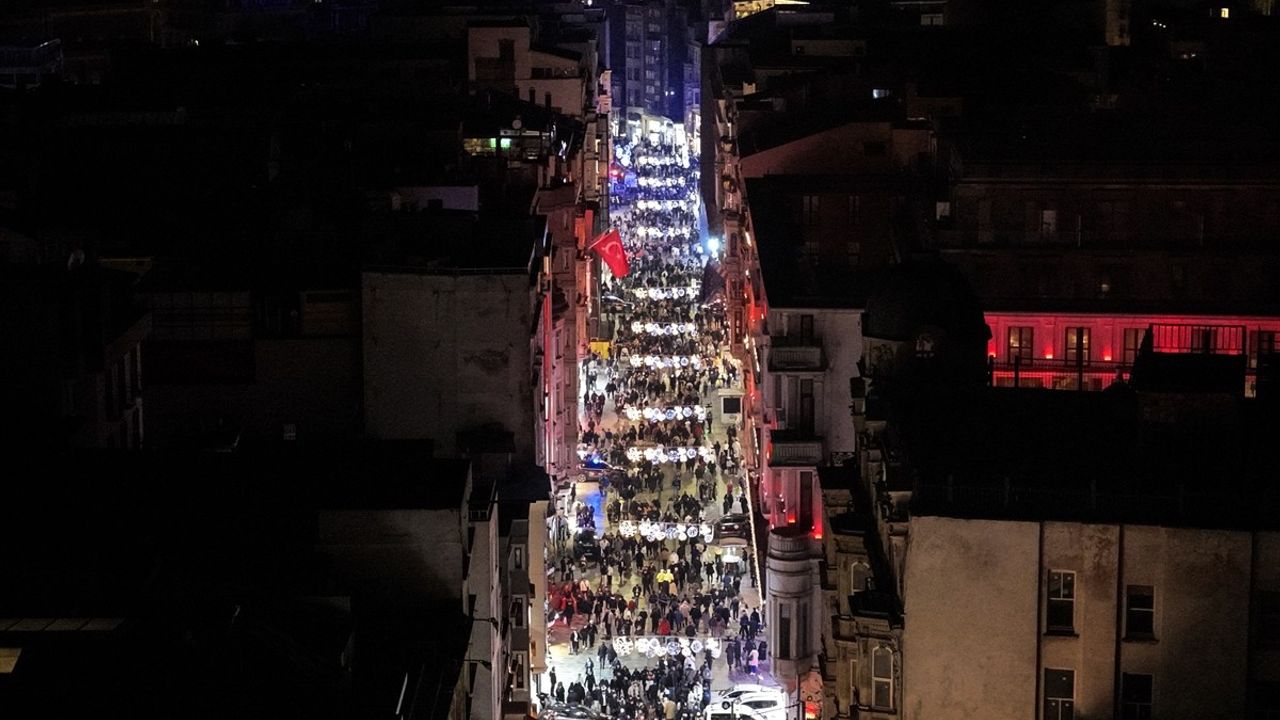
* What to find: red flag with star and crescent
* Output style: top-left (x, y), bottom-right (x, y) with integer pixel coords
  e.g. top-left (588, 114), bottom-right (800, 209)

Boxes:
top-left (588, 228), bottom-right (629, 277)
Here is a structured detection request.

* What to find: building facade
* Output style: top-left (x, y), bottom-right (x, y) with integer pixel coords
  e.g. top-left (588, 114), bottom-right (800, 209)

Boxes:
top-left (902, 515), bottom-right (1276, 720)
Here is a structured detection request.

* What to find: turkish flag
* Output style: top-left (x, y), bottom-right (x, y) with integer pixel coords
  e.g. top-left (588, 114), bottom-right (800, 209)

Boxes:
top-left (588, 228), bottom-right (629, 277)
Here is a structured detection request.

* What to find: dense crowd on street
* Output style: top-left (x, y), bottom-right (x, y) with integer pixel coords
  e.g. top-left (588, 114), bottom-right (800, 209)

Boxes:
top-left (542, 130), bottom-right (773, 720)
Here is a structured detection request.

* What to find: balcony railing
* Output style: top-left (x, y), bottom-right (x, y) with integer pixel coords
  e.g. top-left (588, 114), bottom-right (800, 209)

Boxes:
top-left (990, 357), bottom-right (1127, 391)
top-left (769, 345), bottom-right (824, 371)
top-left (771, 436), bottom-right (824, 466)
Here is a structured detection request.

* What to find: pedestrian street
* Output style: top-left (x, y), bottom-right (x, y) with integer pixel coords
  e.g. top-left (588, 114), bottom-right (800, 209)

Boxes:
top-left (538, 125), bottom-right (781, 720)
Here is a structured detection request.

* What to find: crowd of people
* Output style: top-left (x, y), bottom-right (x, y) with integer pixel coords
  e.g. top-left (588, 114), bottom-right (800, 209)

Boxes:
top-left (542, 130), bottom-right (775, 720)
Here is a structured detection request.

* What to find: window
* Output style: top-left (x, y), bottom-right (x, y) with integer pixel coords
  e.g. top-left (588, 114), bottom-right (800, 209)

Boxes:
top-left (498, 39), bottom-right (514, 61)
top-left (799, 314), bottom-right (815, 340)
top-left (1122, 673), bottom-right (1153, 720)
top-left (1256, 331), bottom-right (1279, 369)
top-left (511, 651), bottom-right (528, 690)
top-left (1124, 328), bottom-right (1144, 365)
top-left (798, 379), bottom-right (815, 433)
top-left (1041, 209), bottom-right (1058, 237)
top-left (797, 599), bottom-right (810, 656)
top-left (871, 646), bottom-right (894, 710)
top-left (1125, 585), bottom-right (1155, 638)
top-left (745, 700), bottom-right (778, 710)
top-left (871, 88), bottom-right (890, 99)
top-left (512, 544), bottom-right (526, 570)
top-left (850, 562), bottom-right (870, 594)
top-left (104, 363), bottom-right (117, 416)
top-left (1065, 328), bottom-right (1090, 365)
top-left (1044, 669), bottom-right (1075, 720)
top-left (1192, 327), bottom-right (1217, 353)
top-left (1008, 327), bottom-right (1034, 363)
top-left (1259, 591), bottom-right (1280, 645)
top-left (778, 603), bottom-right (792, 659)
top-left (511, 595), bottom-right (527, 628)
top-left (1046, 570), bottom-right (1075, 633)
top-left (801, 195), bottom-right (821, 226)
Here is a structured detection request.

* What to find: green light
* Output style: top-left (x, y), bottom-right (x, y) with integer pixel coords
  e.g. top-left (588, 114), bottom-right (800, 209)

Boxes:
top-left (500, 138), bottom-right (512, 149)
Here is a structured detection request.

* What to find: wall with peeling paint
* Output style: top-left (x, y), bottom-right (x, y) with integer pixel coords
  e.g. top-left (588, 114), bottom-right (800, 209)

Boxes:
top-left (362, 271), bottom-right (536, 460)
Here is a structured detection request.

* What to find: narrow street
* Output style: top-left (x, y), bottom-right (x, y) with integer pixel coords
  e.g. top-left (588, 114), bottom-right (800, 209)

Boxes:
top-left (538, 122), bottom-right (779, 719)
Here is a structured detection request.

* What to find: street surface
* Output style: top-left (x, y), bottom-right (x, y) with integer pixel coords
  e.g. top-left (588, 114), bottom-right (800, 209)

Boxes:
top-left (539, 124), bottom-right (778, 719)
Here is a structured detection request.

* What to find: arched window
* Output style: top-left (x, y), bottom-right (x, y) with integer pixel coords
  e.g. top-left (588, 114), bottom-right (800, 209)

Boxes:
top-left (850, 562), bottom-right (870, 595)
top-left (871, 645), bottom-right (894, 710)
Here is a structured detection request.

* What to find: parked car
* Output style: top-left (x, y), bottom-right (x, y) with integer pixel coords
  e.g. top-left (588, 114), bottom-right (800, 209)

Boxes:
top-left (714, 514), bottom-right (751, 545)
top-left (704, 688), bottom-right (786, 720)
top-left (542, 702), bottom-right (605, 720)
top-left (574, 529), bottom-right (601, 562)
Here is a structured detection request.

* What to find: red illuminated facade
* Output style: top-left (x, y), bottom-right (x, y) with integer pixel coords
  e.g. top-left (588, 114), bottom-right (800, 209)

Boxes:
top-left (985, 311), bottom-right (1280, 395)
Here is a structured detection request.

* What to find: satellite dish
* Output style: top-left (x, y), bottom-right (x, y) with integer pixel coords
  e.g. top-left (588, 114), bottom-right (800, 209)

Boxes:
top-left (512, 116), bottom-right (523, 130)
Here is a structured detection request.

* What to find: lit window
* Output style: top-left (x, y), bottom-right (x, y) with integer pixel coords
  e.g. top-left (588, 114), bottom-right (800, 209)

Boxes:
top-left (1123, 328), bottom-right (1144, 365)
top-left (1219, 7), bottom-right (1230, 18)
top-left (872, 646), bottom-right (894, 709)
top-left (1125, 585), bottom-right (1155, 638)
top-left (872, 88), bottom-right (890, 99)
top-left (1044, 669), bottom-right (1075, 720)
top-left (1008, 327), bottom-right (1034, 364)
top-left (1065, 327), bottom-right (1091, 365)
top-left (1121, 673), bottom-right (1153, 720)
top-left (500, 138), bottom-right (512, 149)
top-left (1046, 570), bottom-right (1075, 633)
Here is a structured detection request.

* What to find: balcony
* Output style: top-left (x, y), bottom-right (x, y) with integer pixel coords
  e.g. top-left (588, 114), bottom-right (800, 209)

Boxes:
top-left (991, 356), bottom-right (1128, 391)
top-left (769, 345), bottom-right (824, 371)
top-left (770, 431), bottom-right (824, 466)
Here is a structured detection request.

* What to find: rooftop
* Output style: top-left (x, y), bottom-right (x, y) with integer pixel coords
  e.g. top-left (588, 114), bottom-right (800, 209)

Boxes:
top-left (901, 386), bottom-right (1280, 530)
top-left (745, 176), bottom-right (872, 309)
top-left (362, 208), bottom-right (546, 273)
